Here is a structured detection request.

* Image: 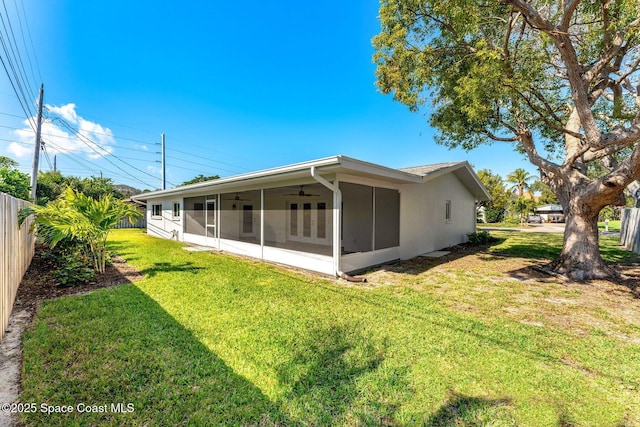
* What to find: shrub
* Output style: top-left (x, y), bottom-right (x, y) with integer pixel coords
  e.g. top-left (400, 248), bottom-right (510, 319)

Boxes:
top-left (467, 230), bottom-right (497, 245)
top-left (43, 240), bottom-right (95, 286)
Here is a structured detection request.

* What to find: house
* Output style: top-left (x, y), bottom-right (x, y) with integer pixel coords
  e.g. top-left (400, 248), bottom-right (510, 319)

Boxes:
top-left (535, 203), bottom-right (564, 223)
top-left (131, 155), bottom-right (490, 276)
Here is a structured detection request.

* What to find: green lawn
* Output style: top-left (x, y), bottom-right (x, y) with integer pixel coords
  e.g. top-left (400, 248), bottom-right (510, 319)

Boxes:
top-left (598, 220), bottom-right (621, 232)
top-left (19, 229), bottom-right (640, 426)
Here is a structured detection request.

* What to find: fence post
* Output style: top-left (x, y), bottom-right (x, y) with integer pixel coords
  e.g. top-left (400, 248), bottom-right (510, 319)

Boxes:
top-left (0, 193), bottom-right (35, 343)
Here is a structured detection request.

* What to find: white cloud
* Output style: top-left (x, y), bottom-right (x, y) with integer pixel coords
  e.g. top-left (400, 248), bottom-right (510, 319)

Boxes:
top-left (10, 103), bottom-right (116, 160)
top-left (7, 141), bottom-right (32, 158)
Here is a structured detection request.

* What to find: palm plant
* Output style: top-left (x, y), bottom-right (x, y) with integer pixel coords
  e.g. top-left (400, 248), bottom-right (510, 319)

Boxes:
top-left (506, 168), bottom-right (534, 198)
top-left (19, 187), bottom-right (142, 273)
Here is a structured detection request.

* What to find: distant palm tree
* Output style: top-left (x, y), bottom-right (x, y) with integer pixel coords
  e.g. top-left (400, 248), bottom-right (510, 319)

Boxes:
top-left (506, 168), bottom-right (534, 198)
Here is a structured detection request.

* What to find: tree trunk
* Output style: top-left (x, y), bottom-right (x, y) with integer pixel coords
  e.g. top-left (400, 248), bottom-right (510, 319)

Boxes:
top-left (548, 207), bottom-right (614, 280)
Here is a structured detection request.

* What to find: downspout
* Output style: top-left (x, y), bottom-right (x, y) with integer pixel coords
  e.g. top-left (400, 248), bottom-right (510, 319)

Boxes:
top-left (310, 166), bottom-right (367, 283)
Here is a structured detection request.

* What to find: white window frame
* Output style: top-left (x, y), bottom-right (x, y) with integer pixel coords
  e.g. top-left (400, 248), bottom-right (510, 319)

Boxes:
top-left (172, 202), bottom-right (181, 219)
top-left (445, 200), bottom-right (452, 223)
top-left (151, 204), bottom-right (162, 219)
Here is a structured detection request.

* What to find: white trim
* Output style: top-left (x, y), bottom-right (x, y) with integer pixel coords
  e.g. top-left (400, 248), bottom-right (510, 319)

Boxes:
top-left (263, 246), bottom-right (334, 275)
top-left (171, 201), bottom-right (181, 219)
top-left (220, 239), bottom-right (262, 258)
top-left (341, 247), bottom-right (400, 273)
top-left (260, 189), bottom-right (264, 258)
top-left (151, 203), bottom-right (162, 219)
top-left (133, 155), bottom-right (423, 202)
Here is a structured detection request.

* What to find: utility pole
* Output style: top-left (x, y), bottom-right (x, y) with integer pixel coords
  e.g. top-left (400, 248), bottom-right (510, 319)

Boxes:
top-left (161, 133), bottom-right (166, 190)
top-left (30, 84), bottom-right (44, 200)
top-left (53, 154), bottom-right (56, 172)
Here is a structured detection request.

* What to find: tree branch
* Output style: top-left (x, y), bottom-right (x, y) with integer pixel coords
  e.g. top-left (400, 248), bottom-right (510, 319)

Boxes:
top-left (518, 128), bottom-right (562, 174)
top-left (560, 0), bottom-right (581, 31)
top-left (482, 129), bottom-right (519, 142)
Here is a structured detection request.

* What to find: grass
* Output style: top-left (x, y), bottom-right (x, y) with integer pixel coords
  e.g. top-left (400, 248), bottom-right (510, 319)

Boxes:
top-left (19, 229), bottom-right (640, 426)
top-left (479, 220), bottom-right (622, 233)
top-left (598, 220), bottom-right (621, 232)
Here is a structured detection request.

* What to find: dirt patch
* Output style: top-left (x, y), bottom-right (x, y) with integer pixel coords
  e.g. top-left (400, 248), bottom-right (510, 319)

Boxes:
top-left (13, 245), bottom-right (144, 313)
top-left (0, 244), bottom-right (143, 427)
top-left (364, 242), bottom-right (640, 342)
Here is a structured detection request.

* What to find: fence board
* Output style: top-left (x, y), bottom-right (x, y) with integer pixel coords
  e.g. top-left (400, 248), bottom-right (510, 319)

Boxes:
top-left (114, 216), bottom-right (146, 229)
top-left (620, 208), bottom-right (640, 254)
top-left (1, 193), bottom-right (35, 343)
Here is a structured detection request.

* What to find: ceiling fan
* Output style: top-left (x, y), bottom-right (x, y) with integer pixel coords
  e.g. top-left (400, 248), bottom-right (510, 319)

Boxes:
top-left (222, 193), bottom-right (251, 201)
top-left (286, 185), bottom-right (320, 197)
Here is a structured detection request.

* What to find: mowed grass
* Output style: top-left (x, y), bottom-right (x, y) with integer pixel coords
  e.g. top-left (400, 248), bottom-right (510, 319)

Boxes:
top-left (19, 229), bottom-right (640, 426)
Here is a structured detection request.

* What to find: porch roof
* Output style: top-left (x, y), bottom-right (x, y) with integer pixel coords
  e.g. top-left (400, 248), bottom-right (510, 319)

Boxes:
top-left (132, 155), bottom-right (490, 201)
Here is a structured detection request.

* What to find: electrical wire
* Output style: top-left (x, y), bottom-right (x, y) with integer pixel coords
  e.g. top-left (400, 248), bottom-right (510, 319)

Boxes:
top-left (53, 117), bottom-right (177, 187)
top-left (0, 5), bottom-right (36, 122)
top-left (17, 0), bottom-right (40, 83)
top-left (43, 138), bottom-right (156, 188)
top-left (1, 0), bottom-right (35, 97)
top-left (12, 0), bottom-right (39, 89)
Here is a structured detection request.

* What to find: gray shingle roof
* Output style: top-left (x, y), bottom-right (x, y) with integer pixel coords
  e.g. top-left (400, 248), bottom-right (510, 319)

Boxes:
top-left (399, 162), bottom-right (465, 177)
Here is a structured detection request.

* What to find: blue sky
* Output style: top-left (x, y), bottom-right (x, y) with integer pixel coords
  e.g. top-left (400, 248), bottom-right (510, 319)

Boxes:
top-left (0, 0), bottom-right (538, 190)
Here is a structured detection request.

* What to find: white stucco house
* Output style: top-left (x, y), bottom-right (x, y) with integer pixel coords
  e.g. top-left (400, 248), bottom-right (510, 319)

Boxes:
top-left (535, 204), bottom-right (565, 223)
top-left (131, 155), bottom-right (490, 277)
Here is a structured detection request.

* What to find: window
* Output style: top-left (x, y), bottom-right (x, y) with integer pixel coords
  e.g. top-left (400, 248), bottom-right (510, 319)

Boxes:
top-left (317, 202), bottom-right (326, 239)
top-left (172, 202), bottom-right (181, 218)
top-left (445, 200), bottom-right (452, 223)
top-left (152, 204), bottom-right (162, 218)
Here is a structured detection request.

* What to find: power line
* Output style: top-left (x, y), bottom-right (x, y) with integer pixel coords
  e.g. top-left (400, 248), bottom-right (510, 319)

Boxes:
top-left (53, 117), bottom-right (177, 187)
top-left (0, 18), bottom-right (35, 132)
top-left (17, 0), bottom-right (40, 83)
top-left (1, 0), bottom-right (35, 97)
top-left (0, 109), bottom-right (25, 118)
top-left (0, 4), bottom-right (35, 116)
top-left (43, 138), bottom-right (156, 188)
top-left (12, 0), bottom-right (39, 90)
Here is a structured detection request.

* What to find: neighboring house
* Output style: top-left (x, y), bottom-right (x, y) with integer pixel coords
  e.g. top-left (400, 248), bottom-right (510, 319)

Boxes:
top-left (132, 155), bottom-right (490, 276)
top-left (535, 203), bottom-right (565, 223)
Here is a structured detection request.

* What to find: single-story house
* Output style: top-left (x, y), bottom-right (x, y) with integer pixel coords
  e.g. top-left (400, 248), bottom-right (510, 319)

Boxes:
top-left (535, 204), bottom-right (564, 223)
top-left (132, 155), bottom-right (490, 276)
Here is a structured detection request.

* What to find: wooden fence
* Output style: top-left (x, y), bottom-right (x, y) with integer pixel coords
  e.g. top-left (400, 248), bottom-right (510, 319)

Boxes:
top-left (1, 192), bottom-right (35, 343)
top-left (620, 208), bottom-right (640, 254)
top-left (113, 216), bottom-right (146, 229)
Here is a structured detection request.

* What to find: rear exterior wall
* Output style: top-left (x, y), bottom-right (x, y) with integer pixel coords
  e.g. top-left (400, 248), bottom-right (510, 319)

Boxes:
top-left (399, 173), bottom-right (476, 260)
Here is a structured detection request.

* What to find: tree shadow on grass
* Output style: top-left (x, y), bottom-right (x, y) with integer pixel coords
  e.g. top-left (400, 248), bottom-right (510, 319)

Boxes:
top-left (275, 325), bottom-right (410, 425)
top-left (426, 392), bottom-right (514, 426)
top-left (139, 262), bottom-right (203, 278)
top-left (20, 285), bottom-right (293, 426)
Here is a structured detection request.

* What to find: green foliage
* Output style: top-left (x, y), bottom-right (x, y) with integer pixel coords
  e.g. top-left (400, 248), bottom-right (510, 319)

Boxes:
top-left (511, 197), bottom-right (535, 223)
top-left (44, 241), bottom-right (96, 287)
top-left (506, 168), bottom-right (535, 198)
top-left (530, 180), bottom-right (559, 205)
top-left (36, 172), bottom-right (123, 205)
top-left (181, 174), bottom-right (220, 186)
top-left (373, 0), bottom-right (640, 153)
top-left (477, 169), bottom-right (510, 221)
top-left (80, 176), bottom-right (123, 200)
top-left (20, 188), bottom-right (142, 273)
top-left (484, 206), bottom-right (506, 223)
top-left (0, 155), bottom-right (18, 168)
top-left (467, 230), bottom-right (497, 245)
top-left (0, 165), bottom-right (30, 200)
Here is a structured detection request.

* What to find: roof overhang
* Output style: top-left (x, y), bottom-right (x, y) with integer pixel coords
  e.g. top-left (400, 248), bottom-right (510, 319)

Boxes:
top-left (131, 155), bottom-right (491, 202)
top-left (419, 162), bottom-right (492, 201)
top-left (132, 155), bottom-right (424, 202)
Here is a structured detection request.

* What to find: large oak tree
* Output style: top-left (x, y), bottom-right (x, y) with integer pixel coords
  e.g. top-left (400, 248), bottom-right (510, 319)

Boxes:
top-left (374, 0), bottom-right (640, 279)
